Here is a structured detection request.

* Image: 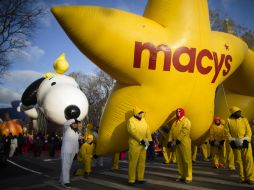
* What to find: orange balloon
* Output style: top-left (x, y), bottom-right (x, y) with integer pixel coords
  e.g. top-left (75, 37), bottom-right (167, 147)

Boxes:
top-left (0, 119), bottom-right (23, 136)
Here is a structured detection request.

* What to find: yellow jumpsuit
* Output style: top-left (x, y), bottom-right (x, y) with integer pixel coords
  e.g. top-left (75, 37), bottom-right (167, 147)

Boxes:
top-left (191, 144), bottom-right (197, 162)
top-left (220, 119), bottom-right (235, 170)
top-left (84, 123), bottom-right (94, 141)
top-left (75, 141), bottom-right (95, 176)
top-left (210, 123), bottom-right (226, 168)
top-left (200, 143), bottom-right (209, 161)
top-left (224, 139), bottom-right (235, 171)
top-left (112, 153), bottom-right (120, 170)
top-left (127, 114), bottom-right (152, 183)
top-left (168, 116), bottom-right (192, 181)
top-left (251, 122), bottom-right (254, 157)
top-left (192, 139), bottom-right (209, 162)
top-left (225, 117), bottom-right (254, 183)
top-left (159, 128), bottom-right (176, 164)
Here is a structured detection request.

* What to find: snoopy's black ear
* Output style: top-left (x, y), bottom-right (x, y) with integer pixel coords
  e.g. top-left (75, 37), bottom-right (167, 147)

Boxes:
top-left (21, 78), bottom-right (45, 107)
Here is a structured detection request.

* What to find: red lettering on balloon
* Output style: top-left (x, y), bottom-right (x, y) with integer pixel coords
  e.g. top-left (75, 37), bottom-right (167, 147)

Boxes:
top-left (196, 49), bottom-right (213, 74)
top-left (133, 42), bottom-right (171, 70)
top-left (223, 55), bottom-right (232, 76)
top-left (212, 52), bottom-right (225, 83)
top-left (173, 47), bottom-right (196, 73)
top-left (133, 41), bottom-right (232, 83)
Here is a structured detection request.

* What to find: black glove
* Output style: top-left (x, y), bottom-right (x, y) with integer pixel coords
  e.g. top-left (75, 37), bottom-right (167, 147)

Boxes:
top-left (167, 142), bottom-right (172, 148)
top-left (229, 141), bottom-right (237, 149)
top-left (149, 141), bottom-right (154, 146)
top-left (219, 140), bottom-right (225, 146)
top-left (140, 140), bottom-right (146, 146)
top-left (176, 139), bottom-right (181, 145)
top-left (210, 141), bottom-right (215, 146)
top-left (242, 140), bottom-right (249, 148)
top-left (93, 154), bottom-right (98, 159)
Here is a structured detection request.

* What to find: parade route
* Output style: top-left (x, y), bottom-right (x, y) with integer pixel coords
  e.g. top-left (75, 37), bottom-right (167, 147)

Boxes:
top-left (0, 152), bottom-right (253, 190)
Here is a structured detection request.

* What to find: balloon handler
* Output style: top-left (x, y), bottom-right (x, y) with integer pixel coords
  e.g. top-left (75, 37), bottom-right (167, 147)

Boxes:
top-left (209, 116), bottom-right (226, 169)
top-left (127, 106), bottom-right (151, 186)
top-left (225, 106), bottom-right (254, 185)
top-left (74, 134), bottom-right (97, 177)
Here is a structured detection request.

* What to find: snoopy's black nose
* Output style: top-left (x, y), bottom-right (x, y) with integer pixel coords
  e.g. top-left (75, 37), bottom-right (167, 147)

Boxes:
top-left (64, 105), bottom-right (80, 119)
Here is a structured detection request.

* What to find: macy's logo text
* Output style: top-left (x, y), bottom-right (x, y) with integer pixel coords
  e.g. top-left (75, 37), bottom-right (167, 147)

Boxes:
top-left (133, 41), bottom-right (232, 83)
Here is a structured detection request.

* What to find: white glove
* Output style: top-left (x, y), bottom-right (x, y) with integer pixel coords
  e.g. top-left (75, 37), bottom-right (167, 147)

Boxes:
top-left (145, 139), bottom-right (150, 150)
top-left (171, 141), bottom-right (176, 147)
top-left (235, 138), bottom-right (243, 147)
top-left (64, 119), bottom-right (75, 126)
top-left (214, 141), bottom-right (220, 147)
top-left (229, 138), bottom-right (235, 142)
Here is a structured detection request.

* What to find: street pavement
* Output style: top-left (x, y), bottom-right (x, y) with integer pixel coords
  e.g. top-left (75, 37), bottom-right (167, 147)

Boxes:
top-left (0, 151), bottom-right (253, 190)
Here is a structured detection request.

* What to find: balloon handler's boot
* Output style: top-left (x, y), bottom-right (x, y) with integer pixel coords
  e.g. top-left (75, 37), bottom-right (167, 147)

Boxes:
top-left (74, 168), bottom-right (84, 176)
top-left (84, 172), bottom-right (90, 178)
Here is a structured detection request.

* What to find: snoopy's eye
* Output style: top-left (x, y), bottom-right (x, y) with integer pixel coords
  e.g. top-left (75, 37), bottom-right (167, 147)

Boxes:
top-left (51, 82), bottom-right (56, 86)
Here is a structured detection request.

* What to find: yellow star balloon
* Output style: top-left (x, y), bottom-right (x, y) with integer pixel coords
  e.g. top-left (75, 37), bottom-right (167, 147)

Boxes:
top-left (215, 48), bottom-right (254, 121)
top-left (51, 0), bottom-right (254, 155)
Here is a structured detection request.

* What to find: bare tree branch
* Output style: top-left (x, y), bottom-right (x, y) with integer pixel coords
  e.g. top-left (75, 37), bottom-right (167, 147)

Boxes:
top-left (210, 8), bottom-right (254, 47)
top-left (69, 69), bottom-right (115, 129)
top-left (0, 0), bottom-right (46, 78)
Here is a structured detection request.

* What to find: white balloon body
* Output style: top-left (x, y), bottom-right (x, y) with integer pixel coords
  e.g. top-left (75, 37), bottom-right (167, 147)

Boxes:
top-left (32, 119), bottom-right (38, 131)
top-left (17, 103), bottom-right (38, 119)
top-left (24, 108), bottom-right (38, 119)
top-left (36, 75), bottom-right (89, 125)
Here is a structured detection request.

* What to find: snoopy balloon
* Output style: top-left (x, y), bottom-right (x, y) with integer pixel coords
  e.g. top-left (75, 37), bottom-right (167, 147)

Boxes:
top-left (52, 0), bottom-right (254, 155)
top-left (19, 54), bottom-right (89, 125)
